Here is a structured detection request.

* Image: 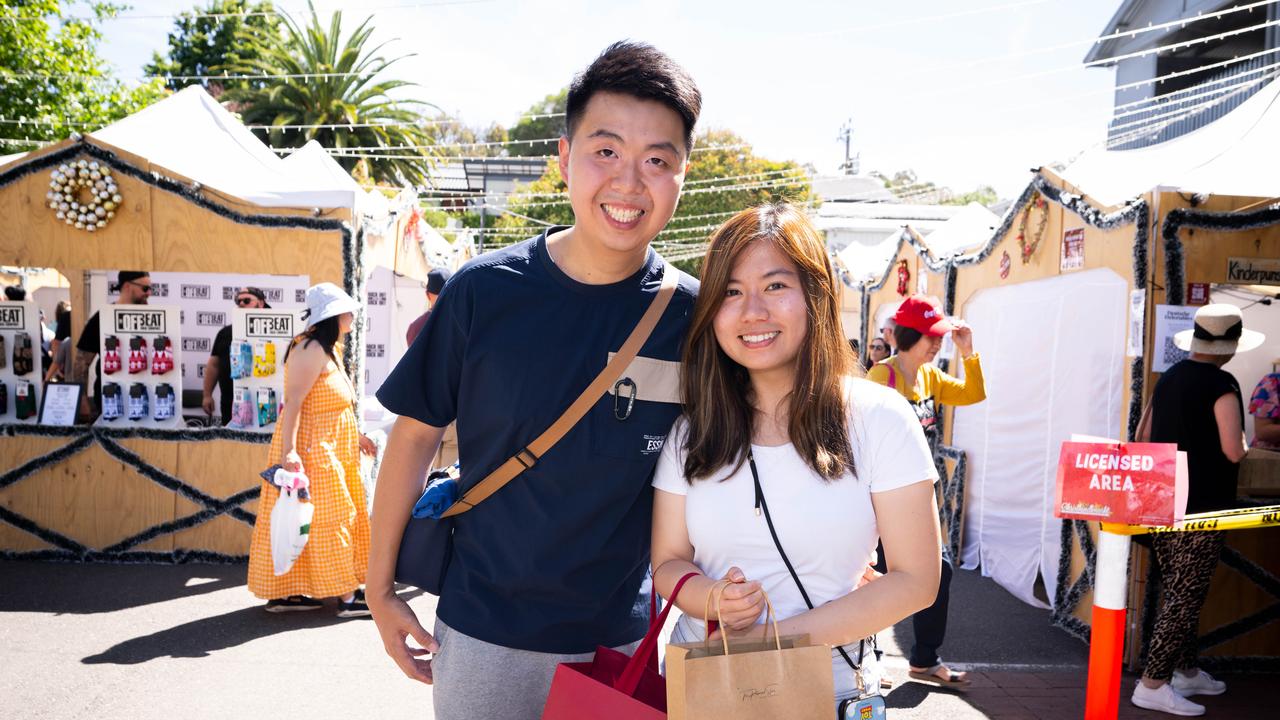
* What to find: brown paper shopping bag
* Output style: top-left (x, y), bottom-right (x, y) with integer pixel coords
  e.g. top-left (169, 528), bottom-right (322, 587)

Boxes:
top-left (664, 584), bottom-right (834, 720)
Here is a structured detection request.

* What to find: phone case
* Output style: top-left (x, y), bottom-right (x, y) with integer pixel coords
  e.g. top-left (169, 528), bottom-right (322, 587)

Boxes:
top-left (0, 380), bottom-right (7, 415)
top-left (127, 383), bottom-right (149, 421)
top-left (127, 336), bottom-right (147, 374)
top-left (840, 694), bottom-right (887, 720)
top-left (230, 341), bottom-right (253, 380)
top-left (101, 382), bottom-right (122, 420)
top-left (151, 336), bottom-right (174, 375)
top-left (12, 332), bottom-right (33, 376)
top-left (14, 380), bottom-right (36, 420)
top-left (154, 383), bottom-right (175, 420)
top-left (230, 386), bottom-right (254, 427)
top-left (252, 341), bottom-right (276, 377)
top-left (103, 336), bottom-right (121, 374)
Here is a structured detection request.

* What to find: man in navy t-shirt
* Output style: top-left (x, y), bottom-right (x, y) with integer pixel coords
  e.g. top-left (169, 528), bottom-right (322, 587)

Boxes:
top-left (367, 42), bottom-right (702, 719)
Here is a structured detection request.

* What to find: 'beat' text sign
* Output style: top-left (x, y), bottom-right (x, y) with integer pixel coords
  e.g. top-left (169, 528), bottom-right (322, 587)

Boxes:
top-left (242, 311), bottom-right (300, 339)
top-left (0, 303), bottom-right (26, 329)
top-left (113, 308), bottom-right (167, 334)
top-left (1055, 440), bottom-right (1188, 527)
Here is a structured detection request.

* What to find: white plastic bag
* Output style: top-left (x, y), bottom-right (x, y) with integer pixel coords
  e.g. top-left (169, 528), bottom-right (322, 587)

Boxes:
top-left (269, 470), bottom-right (313, 576)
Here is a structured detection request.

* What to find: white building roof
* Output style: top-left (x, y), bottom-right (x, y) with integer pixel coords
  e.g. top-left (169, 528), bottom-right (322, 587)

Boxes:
top-left (1060, 76), bottom-right (1280, 206)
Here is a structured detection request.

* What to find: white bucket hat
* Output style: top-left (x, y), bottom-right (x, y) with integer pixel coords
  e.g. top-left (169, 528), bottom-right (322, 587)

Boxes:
top-left (1173, 303), bottom-right (1265, 355)
top-left (303, 282), bottom-right (360, 328)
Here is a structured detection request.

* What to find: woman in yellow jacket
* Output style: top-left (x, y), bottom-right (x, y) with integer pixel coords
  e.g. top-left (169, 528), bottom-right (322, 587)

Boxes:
top-left (866, 294), bottom-right (985, 689)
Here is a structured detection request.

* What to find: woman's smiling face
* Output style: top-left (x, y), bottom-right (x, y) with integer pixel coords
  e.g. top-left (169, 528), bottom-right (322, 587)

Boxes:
top-left (713, 240), bottom-right (809, 380)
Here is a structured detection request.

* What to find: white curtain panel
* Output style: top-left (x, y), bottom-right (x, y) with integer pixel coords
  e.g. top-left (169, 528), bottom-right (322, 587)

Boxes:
top-left (954, 268), bottom-right (1128, 607)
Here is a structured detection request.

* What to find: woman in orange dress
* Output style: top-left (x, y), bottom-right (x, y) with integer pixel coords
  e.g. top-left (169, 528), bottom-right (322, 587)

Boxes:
top-left (248, 283), bottom-right (374, 617)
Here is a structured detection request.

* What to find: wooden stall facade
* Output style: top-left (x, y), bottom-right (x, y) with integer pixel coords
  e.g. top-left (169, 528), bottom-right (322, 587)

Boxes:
top-left (0, 136), bottom-right (354, 560)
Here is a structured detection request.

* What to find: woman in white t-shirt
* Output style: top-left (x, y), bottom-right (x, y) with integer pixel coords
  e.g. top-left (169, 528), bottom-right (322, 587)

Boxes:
top-left (651, 203), bottom-right (943, 701)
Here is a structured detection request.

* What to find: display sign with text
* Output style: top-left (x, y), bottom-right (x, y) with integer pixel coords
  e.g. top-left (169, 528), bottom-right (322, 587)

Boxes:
top-left (1055, 440), bottom-right (1187, 526)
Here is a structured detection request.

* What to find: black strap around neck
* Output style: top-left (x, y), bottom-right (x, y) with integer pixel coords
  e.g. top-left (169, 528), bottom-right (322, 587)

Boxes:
top-left (748, 450), bottom-right (865, 672)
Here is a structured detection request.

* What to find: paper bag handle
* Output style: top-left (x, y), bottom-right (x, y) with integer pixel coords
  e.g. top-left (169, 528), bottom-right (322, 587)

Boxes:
top-left (615, 571), bottom-right (698, 695)
top-left (702, 581), bottom-right (782, 656)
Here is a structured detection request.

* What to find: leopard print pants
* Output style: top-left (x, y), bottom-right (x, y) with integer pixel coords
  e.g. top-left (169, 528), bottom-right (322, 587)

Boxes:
top-left (1144, 530), bottom-right (1226, 681)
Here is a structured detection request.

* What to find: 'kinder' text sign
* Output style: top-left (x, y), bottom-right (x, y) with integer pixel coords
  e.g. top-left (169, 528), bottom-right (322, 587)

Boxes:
top-left (1055, 440), bottom-right (1187, 527)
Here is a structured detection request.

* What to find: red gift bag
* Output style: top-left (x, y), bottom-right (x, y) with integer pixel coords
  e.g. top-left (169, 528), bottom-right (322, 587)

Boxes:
top-left (542, 572), bottom-right (697, 720)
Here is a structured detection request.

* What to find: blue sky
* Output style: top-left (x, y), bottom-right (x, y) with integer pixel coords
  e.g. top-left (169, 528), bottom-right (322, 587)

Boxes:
top-left (97, 0), bottom-right (1123, 198)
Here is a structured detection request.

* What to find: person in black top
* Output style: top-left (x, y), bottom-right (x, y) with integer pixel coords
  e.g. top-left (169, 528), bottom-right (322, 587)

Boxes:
top-left (203, 287), bottom-right (269, 424)
top-left (72, 271), bottom-right (151, 416)
top-left (1131, 303), bottom-right (1264, 717)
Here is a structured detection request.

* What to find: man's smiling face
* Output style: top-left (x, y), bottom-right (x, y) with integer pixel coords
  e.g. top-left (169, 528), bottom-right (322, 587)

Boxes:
top-left (558, 91), bottom-right (688, 262)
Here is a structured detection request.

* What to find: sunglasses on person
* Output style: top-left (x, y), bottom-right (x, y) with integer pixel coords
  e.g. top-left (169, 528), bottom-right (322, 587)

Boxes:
top-left (870, 343), bottom-right (889, 351)
top-left (235, 296), bottom-right (257, 306)
top-left (126, 280), bottom-right (153, 294)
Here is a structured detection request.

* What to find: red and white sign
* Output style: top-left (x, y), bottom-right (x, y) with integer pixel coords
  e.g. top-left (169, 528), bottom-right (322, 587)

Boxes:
top-left (1055, 439), bottom-right (1188, 526)
top-left (1187, 282), bottom-right (1211, 305)
top-left (1061, 227), bottom-right (1085, 271)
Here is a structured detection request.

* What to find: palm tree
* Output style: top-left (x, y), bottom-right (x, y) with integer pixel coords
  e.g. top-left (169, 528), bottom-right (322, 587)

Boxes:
top-left (222, 1), bottom-right (436, 185)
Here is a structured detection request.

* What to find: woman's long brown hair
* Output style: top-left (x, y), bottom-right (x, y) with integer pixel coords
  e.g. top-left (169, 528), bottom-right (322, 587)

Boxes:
top-left (681, 203), bottom-right (860, 482)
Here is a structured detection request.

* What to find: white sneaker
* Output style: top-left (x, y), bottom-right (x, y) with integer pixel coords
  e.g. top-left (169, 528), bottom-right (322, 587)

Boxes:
top-left (1171, 668), bottom-right (1226, 697)
top-left (1132, 681), bottom-right (1206, 716)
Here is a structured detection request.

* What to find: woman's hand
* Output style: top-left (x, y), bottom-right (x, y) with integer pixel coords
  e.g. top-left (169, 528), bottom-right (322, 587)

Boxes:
top-left (857, 564), bottom-right (882, 589)
top-left (951, 321), bottom-right (974, 357)
top-left (714, 567), bottom-right (767, 632)
top-left (359, 434), bottom-right (378, 457)
top-left (368, 588), bottom-right (439, 684)
top-left (282, 449), bottom-right (304, 473)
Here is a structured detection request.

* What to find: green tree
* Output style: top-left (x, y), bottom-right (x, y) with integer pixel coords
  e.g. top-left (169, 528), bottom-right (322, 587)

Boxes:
top-left (491, 128), bottom-right (812, 277)
top-left (420, 113), bottom-right (507, 158)
top-left (221, 1), bottom-right (437, 185)
top-left (0, 1), bottom-right (167, 150)
top-left (144, 0), bottom-right (283, 96)
top-left (943, 185), bottom-right (998, 207)
top-left (507, 88), bottom-right (566, 157)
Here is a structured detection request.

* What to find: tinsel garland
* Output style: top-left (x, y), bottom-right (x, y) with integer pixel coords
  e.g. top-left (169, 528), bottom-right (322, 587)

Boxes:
top-left (1160, 202), bottom-right (1280, 305)
top-left (1, 422), bottom-right (272, 444)
top-left (1050, 519), bottom-right (1098, 643)
top-left (0, 425), bottom-right (263, 564)
top-left (936, 445), bottom-right (967, 561)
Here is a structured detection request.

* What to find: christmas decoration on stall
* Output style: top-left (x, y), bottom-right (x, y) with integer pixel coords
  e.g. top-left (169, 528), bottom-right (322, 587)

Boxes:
top-left (47, 160), bottom-right (121, 232)
top-left (999, 251), bottom-right (1011, 279)
top-left (896, 260), bottom-right (911, 296)
top-left (1016, 191), bottom-right (1049, 264)
top-left (402, 206), bottom-right (422, 250)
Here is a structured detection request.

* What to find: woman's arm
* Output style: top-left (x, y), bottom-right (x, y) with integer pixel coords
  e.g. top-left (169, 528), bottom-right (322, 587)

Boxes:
top-left (277, 343), bottom-right (328, 470)
top-left (934, 355), bottom-right (986, 406)
top-left (652, 488), bottom-right (766, 631)
top-left (43, 338), bottom-right (63, 383)
top-left (1254, 416), bottom-right (1280, 445)
top-left (771, 480), bottom-right (941, 647)
top-left (1135, 400), bottom-right (1154, 443)
top-left (1214, 393), bottom-right (1248, 463)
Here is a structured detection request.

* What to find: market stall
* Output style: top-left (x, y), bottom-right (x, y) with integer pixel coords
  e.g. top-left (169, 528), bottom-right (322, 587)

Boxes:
top-left (845, 73), bottom-right (1280, 665)
top-left (0, 86), bottom-right (433, 563)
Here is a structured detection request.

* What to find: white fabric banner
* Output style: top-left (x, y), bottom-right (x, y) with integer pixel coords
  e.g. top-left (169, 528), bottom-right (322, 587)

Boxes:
top-left (953, 268), bottom-right (1128, 608)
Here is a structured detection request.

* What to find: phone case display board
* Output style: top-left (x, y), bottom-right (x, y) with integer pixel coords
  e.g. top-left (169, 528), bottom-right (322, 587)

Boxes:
top-left (95, 305), bottom-right (183, 428)
top-left (227, 308), bottom-right (302, 432)
top-left (0, 302), bottom-right (46, 424)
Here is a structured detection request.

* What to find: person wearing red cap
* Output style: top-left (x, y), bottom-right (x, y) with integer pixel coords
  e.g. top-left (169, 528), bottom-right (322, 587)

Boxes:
top-left (865, 294), bottom-right (986, 689)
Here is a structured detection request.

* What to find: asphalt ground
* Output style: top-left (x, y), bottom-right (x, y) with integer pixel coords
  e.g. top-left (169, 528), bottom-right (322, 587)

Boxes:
top-left (0, 561), bottom-right (1264, 719)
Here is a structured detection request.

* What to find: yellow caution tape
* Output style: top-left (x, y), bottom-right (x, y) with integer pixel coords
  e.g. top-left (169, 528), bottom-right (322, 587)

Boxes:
top-left (1102, 504), bottom-right (1280, 535)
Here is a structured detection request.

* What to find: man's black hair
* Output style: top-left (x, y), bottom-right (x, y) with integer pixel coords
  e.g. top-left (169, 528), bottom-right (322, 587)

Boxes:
top-left (565, 41), bottom-right (702, 154)
top-left (3, 286), bottom-right (25, 301)
top-left (117, 270), bottom-right (149, 286)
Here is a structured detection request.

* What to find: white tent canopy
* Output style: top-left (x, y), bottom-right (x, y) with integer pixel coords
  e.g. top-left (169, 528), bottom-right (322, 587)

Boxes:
top-left (83, 86), bottom-right (359, 210)
top-left (1061, 76), bottom-right (1280, 207)
top-left (837, 202), bottom-right (999, 283)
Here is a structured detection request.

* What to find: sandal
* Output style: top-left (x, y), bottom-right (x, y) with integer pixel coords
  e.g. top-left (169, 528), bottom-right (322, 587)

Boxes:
top-left (908, 663), bottom-right (970, 688)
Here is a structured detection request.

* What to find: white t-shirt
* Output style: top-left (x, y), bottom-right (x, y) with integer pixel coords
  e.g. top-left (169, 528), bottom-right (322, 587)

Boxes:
top-left (652, 377), bottom-right (937, 696)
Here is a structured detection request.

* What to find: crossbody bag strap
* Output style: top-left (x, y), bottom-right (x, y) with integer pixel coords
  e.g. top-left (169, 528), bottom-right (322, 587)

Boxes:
top-left (747, 450), bottom-right (865, 673)
top-left (441, 266), bottom-right (679, 518)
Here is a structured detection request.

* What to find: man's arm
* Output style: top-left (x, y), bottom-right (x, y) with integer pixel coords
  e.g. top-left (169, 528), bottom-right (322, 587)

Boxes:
top-left (367, 415), bottom-right (447, 684)
top-left (201, 356), bottom-right (221, 416)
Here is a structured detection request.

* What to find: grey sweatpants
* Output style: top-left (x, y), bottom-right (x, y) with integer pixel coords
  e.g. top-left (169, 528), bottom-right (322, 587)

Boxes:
top-left (431, 618), bottom-right (642, 720)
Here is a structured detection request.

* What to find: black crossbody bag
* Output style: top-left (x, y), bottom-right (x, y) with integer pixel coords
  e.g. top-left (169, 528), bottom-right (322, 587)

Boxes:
top-left (747, 450), bottom-right (888, 720)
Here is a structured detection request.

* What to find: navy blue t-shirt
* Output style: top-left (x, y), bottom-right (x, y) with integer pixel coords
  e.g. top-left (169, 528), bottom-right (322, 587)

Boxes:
top-left (377, 230), bottom-right (698, 653)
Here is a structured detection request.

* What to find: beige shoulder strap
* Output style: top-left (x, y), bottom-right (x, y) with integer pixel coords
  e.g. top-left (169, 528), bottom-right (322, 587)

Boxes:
top-left (441, 267), bottom-right (680, 518)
